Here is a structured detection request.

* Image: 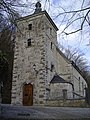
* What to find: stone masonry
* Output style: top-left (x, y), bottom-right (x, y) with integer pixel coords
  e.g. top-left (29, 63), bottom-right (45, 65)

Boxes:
top-left (11, 5), bottom-right (58, 105)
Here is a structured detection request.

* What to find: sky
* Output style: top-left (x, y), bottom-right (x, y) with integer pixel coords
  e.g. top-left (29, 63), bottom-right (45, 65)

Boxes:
top-left (20, 0), bottom-right (90, 68)
top-left (43, 0), bottom-right (90, 67)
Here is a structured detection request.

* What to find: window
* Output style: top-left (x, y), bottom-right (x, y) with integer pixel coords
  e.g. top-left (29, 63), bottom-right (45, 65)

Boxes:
top-left (79, 77), bottom-right (81, 92)
top-left (62, 89), bottom-right (67, 99)
top-left (51, 64), bottom-right (54, 72)
top-left (51, 42), bottom-right (52, 49)
top-left (82, 82), bottom-right (84, 95)
top-left (28, 24), bottom-right (32, 30)
top-left (27, 38), bottom-right (31, 46)
top-left (50, 28), bottom-right (52, 35)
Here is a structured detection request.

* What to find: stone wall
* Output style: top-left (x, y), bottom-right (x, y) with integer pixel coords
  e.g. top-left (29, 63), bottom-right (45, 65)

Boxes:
top-left (44, 15), bottom-right (57, 87)
top-left (11, 13), bottom-right (48, 105)
top-left (11, 12), bottom-right (58, 106)
top-left (46, 99), bottom-right (86, 107)
top-left (71, 65), bottom-right (87, 97)
top-left (50, 83), bottom-right (73, 99)
top-left (56, 49), bottom-right (87, 99)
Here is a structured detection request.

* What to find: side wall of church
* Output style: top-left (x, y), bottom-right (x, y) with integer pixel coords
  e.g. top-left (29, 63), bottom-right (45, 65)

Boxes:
top-left (71, 66), bottom-right (87, 98)
top-left (56, 49), bottom-right (87, 98)
top-left (56, 50), bottom-right (72, 82)
top-left (50, 83), bottom-right (73, 99)
top-left (44, 16), bottom-right (57, 86)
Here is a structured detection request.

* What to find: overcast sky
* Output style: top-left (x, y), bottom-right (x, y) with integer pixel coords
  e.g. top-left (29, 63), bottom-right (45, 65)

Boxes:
top-left (21, 0), bottom-right (90, 67)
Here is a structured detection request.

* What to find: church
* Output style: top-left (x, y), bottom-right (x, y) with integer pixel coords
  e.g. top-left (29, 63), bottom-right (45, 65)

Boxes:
top-left (11, 2), bottom-right (87, 106)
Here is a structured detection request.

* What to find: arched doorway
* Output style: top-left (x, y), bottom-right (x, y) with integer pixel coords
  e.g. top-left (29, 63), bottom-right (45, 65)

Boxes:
top-left (23, 83), bottom-right (33, 106)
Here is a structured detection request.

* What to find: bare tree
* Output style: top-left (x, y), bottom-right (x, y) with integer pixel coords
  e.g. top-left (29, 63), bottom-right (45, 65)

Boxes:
top-left (48, 0), bottom-right (90, 76)
top-left (51, 0), bottom-right (90, 34)
top-left (63, 46), bottom-right (90, 76)
top-left (57, 7), bottom-right (90, 35)
top-left (0, 0), bottom-right (35, 31)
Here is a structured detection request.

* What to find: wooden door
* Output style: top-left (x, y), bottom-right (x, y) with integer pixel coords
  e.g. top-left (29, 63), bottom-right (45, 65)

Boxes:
top-left (23, 83), bottom-right (33, 106)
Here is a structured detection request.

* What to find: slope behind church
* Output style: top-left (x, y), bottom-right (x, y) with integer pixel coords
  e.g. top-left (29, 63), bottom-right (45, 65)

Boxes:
top-left (11, 2), bottom-right (87, 106)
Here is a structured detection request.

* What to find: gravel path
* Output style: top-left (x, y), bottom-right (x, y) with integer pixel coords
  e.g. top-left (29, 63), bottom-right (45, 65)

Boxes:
top-left (0, 104), bottom-right (90, 120)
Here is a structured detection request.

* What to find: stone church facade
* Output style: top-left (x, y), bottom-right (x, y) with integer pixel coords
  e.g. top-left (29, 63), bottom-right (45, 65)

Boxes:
top-left (11, 2), bottom-right (87, 106)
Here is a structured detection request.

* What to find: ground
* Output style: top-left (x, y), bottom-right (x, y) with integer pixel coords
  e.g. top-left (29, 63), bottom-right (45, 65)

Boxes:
top-left (0, 104), bottom-right (90, 120)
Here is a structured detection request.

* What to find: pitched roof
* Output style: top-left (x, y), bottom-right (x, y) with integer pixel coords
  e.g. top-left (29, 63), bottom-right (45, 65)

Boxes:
top-left (16, 11), bottom-right (58, 31)
top-left (50, 75), bottom-right (70, 84)
top-left (56, 47), bottom-right (70, 63)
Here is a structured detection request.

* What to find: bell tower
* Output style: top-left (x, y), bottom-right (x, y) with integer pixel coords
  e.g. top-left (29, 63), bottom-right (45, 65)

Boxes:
top-left (11, 2), bottom-right (58, 106)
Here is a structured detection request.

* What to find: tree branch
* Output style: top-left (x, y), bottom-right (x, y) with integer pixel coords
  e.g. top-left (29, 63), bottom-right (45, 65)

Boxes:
top-left (56, 7), bottom-right (90, 17)
top-left (63, 10), bottom-right (90, 35)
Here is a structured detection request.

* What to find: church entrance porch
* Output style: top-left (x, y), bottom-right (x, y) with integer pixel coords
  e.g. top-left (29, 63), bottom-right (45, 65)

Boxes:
top-left (23, 83), bottom-right (33, 106)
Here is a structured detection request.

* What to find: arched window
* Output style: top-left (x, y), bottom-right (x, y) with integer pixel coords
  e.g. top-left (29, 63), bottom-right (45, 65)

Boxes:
top-left (28, 24), bottom-right (32, 30)
top-left (27, 38), bottom-right (31, 46)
